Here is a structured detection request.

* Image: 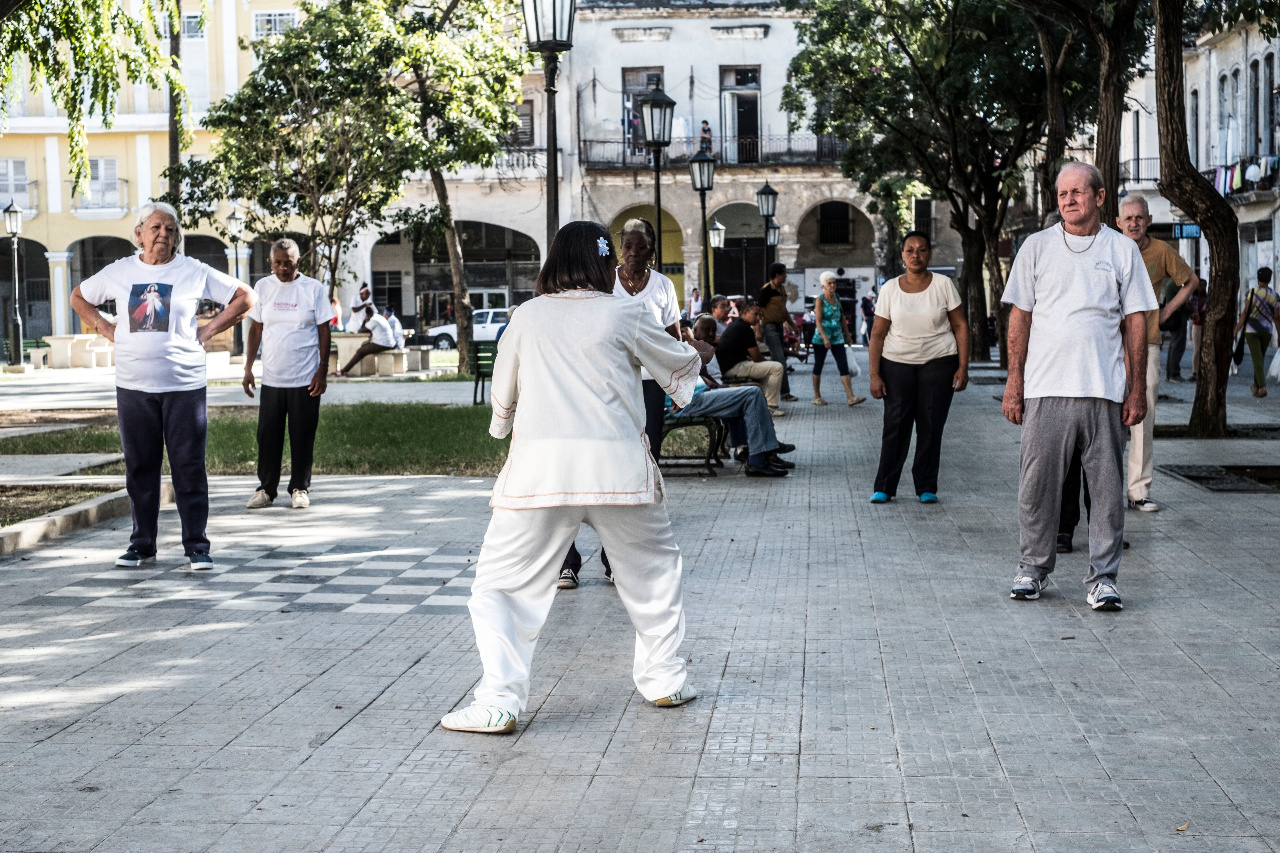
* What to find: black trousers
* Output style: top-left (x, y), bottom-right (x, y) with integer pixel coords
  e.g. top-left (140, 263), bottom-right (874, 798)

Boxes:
top-left (1059, 445), bottom-right (1093, 536)
top-left (642, 378), bottom-right (666, 460)
top-left (256, 385), bottom-right (322, 500)
top-left (117, 386), bottom-right (209, 556)
top-left (1167, 320), bottom-right (1187, 380)
top-left (873, 355), bottom-right (958, 497)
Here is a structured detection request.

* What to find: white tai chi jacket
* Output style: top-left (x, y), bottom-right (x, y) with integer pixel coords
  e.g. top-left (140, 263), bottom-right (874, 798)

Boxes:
top-left (488, 289), bottom-right (702, 509)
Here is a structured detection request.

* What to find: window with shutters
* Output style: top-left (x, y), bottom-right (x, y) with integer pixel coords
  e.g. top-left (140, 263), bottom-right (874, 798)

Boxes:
top-left (83, 158), bottom-right (121, 208)
top-left (253, 11), bottom-right (297, 40)
top-left (0, 159), bottom-right (29, 209)
top-left (818, 202), bottom-right (853, 245)
top-left (510, 102), bottom-right (534, 146)
top-left (622, 67), bottom-right (663, 154)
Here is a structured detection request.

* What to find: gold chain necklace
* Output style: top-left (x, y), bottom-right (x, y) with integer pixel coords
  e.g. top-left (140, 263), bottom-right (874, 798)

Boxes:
top-left (1060, 223), bottom-right (1101, 254)
top-left (618, 265), bottom-right (649, 295)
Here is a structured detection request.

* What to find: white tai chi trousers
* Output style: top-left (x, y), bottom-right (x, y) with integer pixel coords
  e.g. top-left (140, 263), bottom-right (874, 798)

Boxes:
top-left (467, 502), bottom-right (688, 715)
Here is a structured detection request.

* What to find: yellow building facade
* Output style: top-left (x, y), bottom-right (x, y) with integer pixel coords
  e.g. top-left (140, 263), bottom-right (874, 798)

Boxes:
top-left (0, 0), bottom-right (303, 337)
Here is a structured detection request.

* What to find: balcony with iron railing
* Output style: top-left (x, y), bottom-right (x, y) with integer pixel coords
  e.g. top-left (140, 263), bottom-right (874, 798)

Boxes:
top-left (581, 134), bottom-right (847, 169)
top-left (1198, 154), bottom-right (1280, 199)
top-left (1119, 158), bottom-right (1161, 184)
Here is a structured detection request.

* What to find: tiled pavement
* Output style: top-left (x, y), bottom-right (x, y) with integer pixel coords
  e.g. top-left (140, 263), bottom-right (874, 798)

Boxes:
top-left (2, 363), bottom-right (1280, 852)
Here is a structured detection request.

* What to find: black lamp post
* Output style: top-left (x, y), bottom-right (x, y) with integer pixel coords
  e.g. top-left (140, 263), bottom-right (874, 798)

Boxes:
top-left (227, 209), bottom-right (245, 356)
top-left (522, 0), bottom-right (576, 250)
top-left (756, 181), bottom-right (779, 284)
top-left (708, 218), bottom-right (725, 296)
top-left (638, 84), bottom-right (676, 269)
top-left (4, 201), bottom-right (22, 367)
top-left (688, 150), bottom-right (716, 299)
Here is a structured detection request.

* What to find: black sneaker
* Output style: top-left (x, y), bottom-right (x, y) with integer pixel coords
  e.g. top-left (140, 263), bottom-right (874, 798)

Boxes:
top-left (189, 551), bottom-right (215, 571)
top-left (746, 464), bottom-right (787, 478)
top-left (1056, 534), bottom-right (1073, 554)
top-left (734, 447), bottom-right (749, 463)
top-left (115, 549), bottom-right (156, 567)
top-left (557, 565), bottom-right (579, 590)
top-left (601, 548), bottom-right (614, 584)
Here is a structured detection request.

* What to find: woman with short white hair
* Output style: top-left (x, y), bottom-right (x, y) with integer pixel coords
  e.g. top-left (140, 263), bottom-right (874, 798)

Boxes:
top-left (70, 201), bottom-right (256, 570)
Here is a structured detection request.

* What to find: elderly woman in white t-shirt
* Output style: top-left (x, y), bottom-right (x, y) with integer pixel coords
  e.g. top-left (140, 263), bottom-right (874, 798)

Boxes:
top-left (70, 201), bottom-right (256, 570)
top-left (867, 230), bottom-right (969, 504)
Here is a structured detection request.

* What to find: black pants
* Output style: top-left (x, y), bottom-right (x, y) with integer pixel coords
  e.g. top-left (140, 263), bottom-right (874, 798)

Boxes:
top-left (256, 385), bottom-right (322, 500)
top-left (642, 378), bottom-right (667, 460)
top-left (1058, 446), bottom-right (1093, 536)
top-left (1167, 320), bottom-right (1187, 380)
top-left (873, 355), bottom-right (958, 497)
top-left (117, 386), bottom-right (209, 556)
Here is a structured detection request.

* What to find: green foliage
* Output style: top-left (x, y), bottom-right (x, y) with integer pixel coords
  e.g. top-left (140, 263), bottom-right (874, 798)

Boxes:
top-left (1190, 0), bottom-right (1280, 38)
top-left (165, 0), bottom-right (427, 293)
top-left (0, 0), bottom-right (185, 193)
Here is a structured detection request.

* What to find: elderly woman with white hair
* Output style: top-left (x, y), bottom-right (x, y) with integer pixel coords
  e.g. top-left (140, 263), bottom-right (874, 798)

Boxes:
top-left (811, 270), bottom-right (864, 406)
top-left (70, 201), bottom-right (256, 570)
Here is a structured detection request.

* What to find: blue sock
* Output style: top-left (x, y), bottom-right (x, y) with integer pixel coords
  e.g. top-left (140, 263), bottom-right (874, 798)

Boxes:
top-left (748, 453), bottom-right (768, 468)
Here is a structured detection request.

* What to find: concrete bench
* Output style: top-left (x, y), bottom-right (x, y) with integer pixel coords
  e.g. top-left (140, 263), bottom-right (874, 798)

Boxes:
top-left (375, 350), bottom-right (406, 376)
top-left (70, 336), bottom-right (114, 368)
top-left (405, 346), bottom-right (430, 372)
top-left (29, 348), bottom-right (50, 369)
top-left (42, 334), bottom-right (98, 368)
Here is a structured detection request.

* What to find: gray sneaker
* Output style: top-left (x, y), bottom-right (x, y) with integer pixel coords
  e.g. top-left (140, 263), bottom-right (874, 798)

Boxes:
top-left (1086, 581), bottom-right (1123, 611)
top-left (1010, 575), bottom-right (1046, 600)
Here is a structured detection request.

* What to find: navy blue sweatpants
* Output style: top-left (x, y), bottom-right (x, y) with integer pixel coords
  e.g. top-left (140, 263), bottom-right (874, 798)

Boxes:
top-left (116, 386), bottom-right (210, 556)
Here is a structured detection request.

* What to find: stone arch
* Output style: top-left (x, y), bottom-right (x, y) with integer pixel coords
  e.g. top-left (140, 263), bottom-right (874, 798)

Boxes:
top-left (704, 201), bottom-right (774, 299)
top-left (0, 237), bottom-right (51, 341)
top-left (792, 199), bottom-right (877, 270)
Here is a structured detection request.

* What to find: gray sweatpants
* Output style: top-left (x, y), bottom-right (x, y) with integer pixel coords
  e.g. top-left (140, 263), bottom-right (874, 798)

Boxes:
top-left (1018, 397), bottom-right (1125, 586)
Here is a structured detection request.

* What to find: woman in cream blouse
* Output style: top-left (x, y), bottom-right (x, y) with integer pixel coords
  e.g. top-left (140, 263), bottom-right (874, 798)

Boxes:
top-left (441, 221), bottom-right (711, 734)
top-left (867, 230), bottom-right (969, 504)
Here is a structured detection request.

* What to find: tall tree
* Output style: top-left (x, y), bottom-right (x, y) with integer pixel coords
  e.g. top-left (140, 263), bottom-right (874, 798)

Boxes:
top-left (1151, 1), bottom-right (1280, 435)
top-left (167, 0), bottom-right (427, 296)
top-left (0, 0), bottom-right (183, 192)
top-left (785, 0), bottom-right (1095, 364)
top-left (1011, 0), bottom-right (1150, 225)
top-left (392, 0), bottom-right (526, 374)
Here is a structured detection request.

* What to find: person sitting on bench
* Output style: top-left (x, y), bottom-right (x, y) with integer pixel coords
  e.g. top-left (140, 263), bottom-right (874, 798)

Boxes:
top-left (667, 316), bottom-right (795, 477)
top-left (336, 306), bottom-right (396, 376)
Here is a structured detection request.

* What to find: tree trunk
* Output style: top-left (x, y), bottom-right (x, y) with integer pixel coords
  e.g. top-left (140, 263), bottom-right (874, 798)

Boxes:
top-left (430, 167), bottom-right (472, 375)
top-left (1151, 0), bottom-right (1237, 437)
top-left (1030, 14), bottom-right (1070, 220)
top-left (982, 230), bottom-right (1009, 368)
top-left (955, 214), bottom-right (989, 361)
top-left (168, 23), bottom-right (181, 199)
top-left (1094, 35), bottom-right (1126, 228)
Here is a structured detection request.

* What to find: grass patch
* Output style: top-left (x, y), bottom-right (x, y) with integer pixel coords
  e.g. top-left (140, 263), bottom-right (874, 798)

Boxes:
top-left (422, 372), bottom-right (473, 382)
top-left (0, 426), bottom-right (122, 455)
top-left (0, 485), bottom-right (119, 528)
top-left (61, 403), bottom-right (509, 478)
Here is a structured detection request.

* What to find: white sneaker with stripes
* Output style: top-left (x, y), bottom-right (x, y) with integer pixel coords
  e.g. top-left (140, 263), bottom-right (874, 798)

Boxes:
top-left (440, 704), bottom-right (518, 734)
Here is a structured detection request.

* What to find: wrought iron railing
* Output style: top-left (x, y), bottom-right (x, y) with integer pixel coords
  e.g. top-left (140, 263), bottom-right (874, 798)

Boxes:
top-left (1119, 158), bottom-right (1161, 183)
top-left (581, 135), bottom-right (847, 169)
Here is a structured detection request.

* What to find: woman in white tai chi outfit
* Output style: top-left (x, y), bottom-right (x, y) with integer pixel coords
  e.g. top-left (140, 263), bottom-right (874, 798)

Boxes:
top-left (441, 221), bottom-right (709, 734)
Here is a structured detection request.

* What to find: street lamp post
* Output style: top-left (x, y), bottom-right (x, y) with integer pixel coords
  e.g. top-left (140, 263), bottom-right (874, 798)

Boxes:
top-left (638, 84), bottom-right (676, 269)
top-left (3, 201), bottom-right (23, 368)
top-left (226, 209), bottom-right (245, 356)
top-left (756, 181), bottom-right (779, 285)
top-left (688, 150), bottom-right (716, 300)
top-left (522, 0), bottom-right (576, 250)
top-left (709, 218), bottom-right (725, 296)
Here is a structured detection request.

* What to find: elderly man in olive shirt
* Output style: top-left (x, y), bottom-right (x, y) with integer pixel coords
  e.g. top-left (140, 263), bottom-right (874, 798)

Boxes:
top-left (758, 263), bottom-right (799, 402)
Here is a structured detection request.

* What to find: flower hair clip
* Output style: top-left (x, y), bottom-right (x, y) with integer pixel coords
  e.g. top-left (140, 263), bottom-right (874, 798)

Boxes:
top-left (597, 236), bottom-right (610, 256)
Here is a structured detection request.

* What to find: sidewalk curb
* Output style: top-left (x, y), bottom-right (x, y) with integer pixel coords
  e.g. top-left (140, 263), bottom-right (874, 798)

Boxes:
top-left (0, 482), bottom-right (174, 556)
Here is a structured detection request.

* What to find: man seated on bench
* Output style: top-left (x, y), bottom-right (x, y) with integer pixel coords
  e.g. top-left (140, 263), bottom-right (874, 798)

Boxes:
top-left (336, 306), bottom-right (396, 376)
top-left (665, 316), bottom-right (795, 477)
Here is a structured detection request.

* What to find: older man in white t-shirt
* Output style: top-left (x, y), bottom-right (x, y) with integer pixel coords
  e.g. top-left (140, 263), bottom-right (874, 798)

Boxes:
top-left (243, 238), bottom-right (335, 509)
top-left (1000, 163), bottom-right (1157, 612)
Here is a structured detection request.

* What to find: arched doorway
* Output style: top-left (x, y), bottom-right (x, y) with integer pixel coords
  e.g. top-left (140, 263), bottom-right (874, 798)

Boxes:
top-left (185, 235), bottom-right (230, 274)
top-left (708, 202), bottom-right (772, 299)
top-left (607, 206), bottom-right (684, 298)
top-left (0, 238), bottom-right (51, 343)
top-left (406, 222), bottom-right (541, 326)
top-left (794, 201), bottom-right (878, 313)
top-left (68, 236), bottom-right (135, 330)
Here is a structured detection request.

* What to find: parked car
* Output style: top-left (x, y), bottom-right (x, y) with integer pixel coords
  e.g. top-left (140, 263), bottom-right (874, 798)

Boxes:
top-left (424, 309), bottom-right (509, 350)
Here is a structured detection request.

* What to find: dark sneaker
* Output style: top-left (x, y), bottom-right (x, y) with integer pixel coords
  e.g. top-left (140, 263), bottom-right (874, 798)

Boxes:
top-left (1087, 581), bottom-right (1123, 611)
top-left (746, 464), bottom-right (787, 477)
top-left (767, 454), bottom-right (795, 469)
top-left (189, 551), bottom-right (214, 571)
top-left (557, 565), bottom-right (579, 590)
top-left (1056, 534), bottom-right (1073, 554)
top-left (1127, 498), bottom-right (1159, 512)
top-left (115, 550), bottom-right (156, 567)
top-left (774, 442), bottom-right (796, 454)
top-left (601, 549), bottom-right (613, 584)
top-left (1010, 575), bottom-right (1046, 600)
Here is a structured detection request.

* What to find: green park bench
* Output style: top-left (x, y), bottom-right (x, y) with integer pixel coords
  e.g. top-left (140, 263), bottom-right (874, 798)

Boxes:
top-left (660, 414), bottom-right (728, 477)
top-left (470, 340), bottom-right (499, 406)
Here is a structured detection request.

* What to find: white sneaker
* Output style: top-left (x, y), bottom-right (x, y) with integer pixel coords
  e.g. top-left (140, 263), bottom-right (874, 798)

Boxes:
top-left (1010, 575), bottom-right (1046, 600)
top-left (440, 704), bottom-right (518, 734)
top-left (246, 490), bottom-right (273, 509)
top-left (1087, 581), bottom-right (1123, 611)
top-left (1127, 498), bottom-right (1159, 512)
top-left (291, 490), bottom-right (310, 509)
top-left (654, 684), bottom-right (697, 707)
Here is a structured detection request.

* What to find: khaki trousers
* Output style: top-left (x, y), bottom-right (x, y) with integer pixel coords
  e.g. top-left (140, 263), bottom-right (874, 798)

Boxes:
top-left (723, 359), bottom-right (784, 407)
top-left (468, 502), bottom-right (688, 715)
top-left (1126, 343), bottom-right (1161, 501)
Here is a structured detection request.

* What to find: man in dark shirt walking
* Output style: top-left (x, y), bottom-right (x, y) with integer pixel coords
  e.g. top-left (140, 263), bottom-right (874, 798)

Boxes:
top-left (758, 263), bottom-right (799, 402)
top-left (717, 300), bottom-right (786, 416)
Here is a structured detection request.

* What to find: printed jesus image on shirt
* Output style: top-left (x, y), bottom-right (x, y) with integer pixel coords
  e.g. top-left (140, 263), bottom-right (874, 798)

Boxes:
top-left (128, 283), bottom-right (171, 333)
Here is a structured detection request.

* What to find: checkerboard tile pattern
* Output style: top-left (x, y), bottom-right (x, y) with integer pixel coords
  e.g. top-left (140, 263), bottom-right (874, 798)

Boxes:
top-left (21, 544), bottom-right (475, 615)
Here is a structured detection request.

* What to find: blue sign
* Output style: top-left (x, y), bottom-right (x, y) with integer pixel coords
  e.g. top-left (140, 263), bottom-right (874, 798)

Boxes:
top-left (1172, 223), bottom-right (1201, 239)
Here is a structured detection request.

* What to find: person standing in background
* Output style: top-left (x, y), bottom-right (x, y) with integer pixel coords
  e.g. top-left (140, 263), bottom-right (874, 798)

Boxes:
top-left (810, 271), bottom-right (864, 407)
top-left (1160, 277), bottom-right (1189, 381)
top-left (860, 290), bottom-right (877, 346)
top-left (759, 263), bottom-right (799, 403)
top-left (699, 120), bottom-right (713, 153)
top-left (688, 287), bottom-right (702, 317)
top-left (1234, 267), bottom-right (1280, 397)
top-left (1187, 280), bottom-right (1207, 381)
top-left (243, 238), bottom-right (334, 510)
